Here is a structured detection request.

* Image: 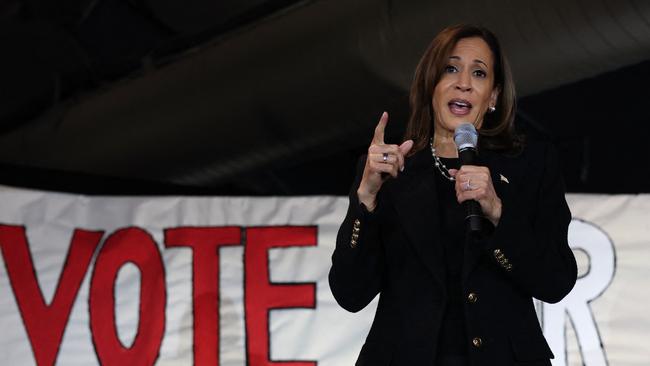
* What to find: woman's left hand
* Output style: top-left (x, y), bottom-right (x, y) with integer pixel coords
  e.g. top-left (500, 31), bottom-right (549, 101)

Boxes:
top-left (449, 166), bottom-right (502, 226)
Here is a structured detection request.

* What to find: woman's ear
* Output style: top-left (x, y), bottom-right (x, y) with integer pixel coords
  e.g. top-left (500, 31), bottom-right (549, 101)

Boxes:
top-left (490, 87), bottom-right (500, 109)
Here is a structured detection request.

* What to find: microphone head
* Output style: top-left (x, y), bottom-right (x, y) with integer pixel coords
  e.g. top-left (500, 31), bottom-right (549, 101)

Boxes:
top-left (454, 123), bottom-right (478, 151)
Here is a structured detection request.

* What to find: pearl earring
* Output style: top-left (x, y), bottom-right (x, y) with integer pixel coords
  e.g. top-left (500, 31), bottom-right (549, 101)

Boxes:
top-left (488, 106), bottom-right (496, 113)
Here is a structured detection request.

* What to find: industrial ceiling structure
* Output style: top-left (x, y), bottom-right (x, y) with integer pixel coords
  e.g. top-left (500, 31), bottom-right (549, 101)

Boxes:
top-left (0, 0), bottom-right (649, 194)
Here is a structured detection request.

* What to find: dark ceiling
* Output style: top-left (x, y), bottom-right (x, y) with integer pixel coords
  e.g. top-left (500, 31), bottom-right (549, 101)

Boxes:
top-left (0, 0), bottom-right (649, 195)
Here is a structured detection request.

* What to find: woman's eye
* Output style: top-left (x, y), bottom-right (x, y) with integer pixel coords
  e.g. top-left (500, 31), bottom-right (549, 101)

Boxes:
top-left (444, 65), bottom-right (457, 73)
top-left (473, 69), bottom-right (487, 78)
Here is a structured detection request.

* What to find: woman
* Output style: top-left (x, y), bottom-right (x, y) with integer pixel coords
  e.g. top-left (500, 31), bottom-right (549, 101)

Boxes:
top-left (328, 24), bottom-right (577, 366)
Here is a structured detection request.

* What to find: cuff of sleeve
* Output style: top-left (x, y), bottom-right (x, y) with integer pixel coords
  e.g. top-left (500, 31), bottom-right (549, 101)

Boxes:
top-left (345, 191), bottom-right (382, 249)
top-left (480, 190), bottom-right (528, 273)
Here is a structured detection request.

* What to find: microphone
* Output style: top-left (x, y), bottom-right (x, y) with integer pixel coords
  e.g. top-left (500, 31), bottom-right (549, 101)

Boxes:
top-left (454, 123), bottom-right (482, 233)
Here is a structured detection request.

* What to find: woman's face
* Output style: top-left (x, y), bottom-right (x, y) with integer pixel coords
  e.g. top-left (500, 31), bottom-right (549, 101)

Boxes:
top-left (431, 37), bottom-right (499, 134)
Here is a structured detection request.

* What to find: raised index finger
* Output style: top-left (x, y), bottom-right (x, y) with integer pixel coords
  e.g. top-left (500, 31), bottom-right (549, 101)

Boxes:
top-left (372, 111), bottom-right (388, 145)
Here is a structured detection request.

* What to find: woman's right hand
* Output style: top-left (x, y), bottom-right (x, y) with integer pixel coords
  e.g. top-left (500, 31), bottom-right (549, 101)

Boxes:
top-left (357, 112), bottom-right (414, 211)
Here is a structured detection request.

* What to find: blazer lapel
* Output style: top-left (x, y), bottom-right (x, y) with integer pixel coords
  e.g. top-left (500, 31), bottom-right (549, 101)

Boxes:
top-left (390, 150), bottom-right (445, 286)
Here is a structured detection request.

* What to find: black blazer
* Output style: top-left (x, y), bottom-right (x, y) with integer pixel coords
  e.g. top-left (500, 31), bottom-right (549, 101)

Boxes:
top-left (329, 141), bottom-right (577, 366)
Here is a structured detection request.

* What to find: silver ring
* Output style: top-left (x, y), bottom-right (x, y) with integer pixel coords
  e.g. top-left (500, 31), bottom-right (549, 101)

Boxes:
top-left (382, 152), bottom-right (388, 163)
top-left (464, 180), bottom-right (472, 191)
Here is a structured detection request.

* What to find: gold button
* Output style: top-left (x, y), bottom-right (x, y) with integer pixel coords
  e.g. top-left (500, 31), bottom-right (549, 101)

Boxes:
top-left (496, 253), bottom-right (505, 260)
top-left (353, 219), bottom-right (361, 227)
top-left (472, 337), bottom-right (482, 348)
top-left (493, 249), bottom-right (502, 257)
top-left (505, 264), bottom-right (513, 271)
top-left (350, 239), bottom-right (357, 248)
top-left (467, 292), bottom-right (478, 303)
top-left (352, 233), bottom-right (359, 240)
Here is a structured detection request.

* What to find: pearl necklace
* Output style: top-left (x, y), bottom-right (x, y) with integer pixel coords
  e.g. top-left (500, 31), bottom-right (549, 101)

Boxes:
top-left (430, 138), bottom-right (455, 181)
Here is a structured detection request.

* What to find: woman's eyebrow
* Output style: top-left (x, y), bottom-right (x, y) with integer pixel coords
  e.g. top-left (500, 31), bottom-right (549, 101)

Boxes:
top-left (449, 55), bottom-right (488, 67)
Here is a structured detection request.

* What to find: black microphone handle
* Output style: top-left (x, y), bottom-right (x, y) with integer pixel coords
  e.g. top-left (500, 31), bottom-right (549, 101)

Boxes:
top-left (458, 148), bottom-right (483, 233)
top-left (465, 200), bottom-right (483, 233)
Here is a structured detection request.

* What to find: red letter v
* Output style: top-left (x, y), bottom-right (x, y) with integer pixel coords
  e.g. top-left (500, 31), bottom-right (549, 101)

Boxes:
top-left (0, 225), bottom-right (103, 366)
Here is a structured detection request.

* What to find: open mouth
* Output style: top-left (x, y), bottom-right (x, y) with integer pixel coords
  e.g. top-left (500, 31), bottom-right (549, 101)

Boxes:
top-left (448, 99), bottom-right (472, 116)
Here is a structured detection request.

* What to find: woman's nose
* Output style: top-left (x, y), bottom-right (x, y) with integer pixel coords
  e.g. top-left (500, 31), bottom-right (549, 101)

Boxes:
top-left (455, 71), bottom-right (472, 91)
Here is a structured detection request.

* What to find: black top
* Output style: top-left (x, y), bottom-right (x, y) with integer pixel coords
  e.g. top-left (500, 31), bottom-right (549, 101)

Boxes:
top-left (433, 157), bottom-right (468, 359)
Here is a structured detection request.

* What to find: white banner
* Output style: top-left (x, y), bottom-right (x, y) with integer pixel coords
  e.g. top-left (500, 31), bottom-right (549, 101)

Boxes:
top-left (0, 186), bottom-right (647, 365)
